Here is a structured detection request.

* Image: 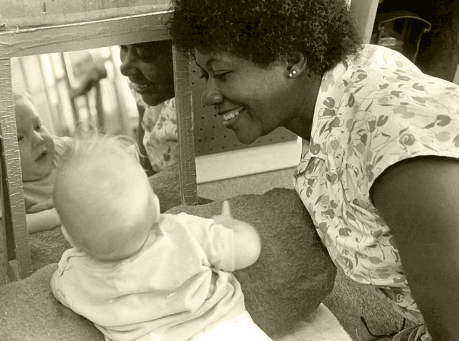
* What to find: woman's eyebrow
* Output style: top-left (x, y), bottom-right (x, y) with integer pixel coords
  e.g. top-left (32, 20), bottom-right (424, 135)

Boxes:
top-left (195, 62), bottom-right (205, 71)
top-left (195, 57), bottom-right (217, 70)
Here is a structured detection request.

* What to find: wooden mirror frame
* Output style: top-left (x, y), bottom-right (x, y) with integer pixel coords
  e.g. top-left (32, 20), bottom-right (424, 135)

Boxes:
top-left (0, 5), bottom-right (198, 281)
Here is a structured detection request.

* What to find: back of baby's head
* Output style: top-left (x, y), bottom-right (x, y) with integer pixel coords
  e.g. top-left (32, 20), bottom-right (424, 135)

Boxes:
top-left (54, 133), bottom-right (156, 261)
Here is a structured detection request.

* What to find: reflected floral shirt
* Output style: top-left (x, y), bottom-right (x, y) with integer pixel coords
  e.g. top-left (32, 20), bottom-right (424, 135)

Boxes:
top-left (293, 44), bottom-right (459, 321)
top-left (141, 98), bottom-right (178, 173)
top-left (131, 85), bottom-right (178, 173)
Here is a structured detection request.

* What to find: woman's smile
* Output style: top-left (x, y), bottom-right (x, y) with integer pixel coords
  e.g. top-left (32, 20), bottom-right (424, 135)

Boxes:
top-left (132, 83), bottom-right (155, 95)
top-left (221, 107), bottom-right (244, 127)
top-left (196, 50), bottom-right (297, 144)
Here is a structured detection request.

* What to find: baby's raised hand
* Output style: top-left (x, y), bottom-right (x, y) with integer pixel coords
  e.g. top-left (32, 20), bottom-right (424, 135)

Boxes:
top-left (211, 201), bottom-right (242, 229)
top-left (212, 200), bottom-right (260, 269)
top-left (212, 200), bottom-right (232, 223)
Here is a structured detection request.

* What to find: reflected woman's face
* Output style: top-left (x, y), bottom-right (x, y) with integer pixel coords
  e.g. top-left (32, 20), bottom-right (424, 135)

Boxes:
top-left (119, 41), bottom-right (175, 106)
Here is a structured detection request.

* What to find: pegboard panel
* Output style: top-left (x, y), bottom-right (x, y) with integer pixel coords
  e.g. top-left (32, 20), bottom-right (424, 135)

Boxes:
top-left (190, 63), bottom-right (298, 157)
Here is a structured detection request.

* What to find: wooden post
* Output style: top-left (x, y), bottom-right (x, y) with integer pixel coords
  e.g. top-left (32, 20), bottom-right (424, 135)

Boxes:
top-left (350, 0), bottom-right (380, 43)
top-left (172, 46), bottom-right (198, 206)
top-left (0, 56), bottom-right (33, 280)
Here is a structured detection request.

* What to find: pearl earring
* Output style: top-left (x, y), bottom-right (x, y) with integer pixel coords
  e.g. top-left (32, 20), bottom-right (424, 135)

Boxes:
top-left (288, 70), bottom-right (297, 78)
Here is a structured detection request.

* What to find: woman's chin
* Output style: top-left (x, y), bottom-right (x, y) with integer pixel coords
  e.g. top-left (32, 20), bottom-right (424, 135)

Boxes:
top-left (141, 93), bottom-right (162, 107)
top-left (232, 130), bottom-right (261, 145)
top-left (141, 89), bottom-right (174, 107)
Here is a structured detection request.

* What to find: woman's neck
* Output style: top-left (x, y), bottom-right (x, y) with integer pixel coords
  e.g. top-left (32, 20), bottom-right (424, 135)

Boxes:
top-left (284, 72), bottom-right (322, 141)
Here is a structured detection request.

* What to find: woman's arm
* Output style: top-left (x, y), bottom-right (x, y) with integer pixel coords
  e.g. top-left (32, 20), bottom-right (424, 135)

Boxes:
top-left (26, 208), bottom-right (61, 234)
top-left (371, 156), bottom-right (459, 340)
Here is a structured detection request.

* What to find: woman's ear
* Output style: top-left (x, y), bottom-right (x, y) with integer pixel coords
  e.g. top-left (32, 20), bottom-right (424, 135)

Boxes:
top-left (286, 52), bottom-right (308, 78)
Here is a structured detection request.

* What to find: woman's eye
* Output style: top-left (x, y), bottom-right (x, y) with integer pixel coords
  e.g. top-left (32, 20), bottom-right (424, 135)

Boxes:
top-left (137, 54), bottom-right (153, 62)
top-left (136, 49), bottom-right (160, 62)
top-left (17, 136), bottom-right (24, 142)
top-left (197, 70), bottom-right (229, 81)
top-left (199, 72), bottom-right (209, 81)
top-left (214, 72), bottom-right (229, 81)
top-left (35, 123), bottom-right (42, 131)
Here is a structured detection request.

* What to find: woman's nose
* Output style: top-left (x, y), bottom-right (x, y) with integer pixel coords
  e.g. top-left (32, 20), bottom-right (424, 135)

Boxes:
top-left (201, 87), bottom-right (223, 106)
top-left (119, 47), bottom-right (139, 77)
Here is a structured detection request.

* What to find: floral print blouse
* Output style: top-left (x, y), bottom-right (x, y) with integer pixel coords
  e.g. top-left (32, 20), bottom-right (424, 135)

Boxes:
top-left (140, 98), bottom-right (178, 173)
top-left (131, 86), bottom-right (178, 173)
top-left (293, 44), bottom-right (459, 322)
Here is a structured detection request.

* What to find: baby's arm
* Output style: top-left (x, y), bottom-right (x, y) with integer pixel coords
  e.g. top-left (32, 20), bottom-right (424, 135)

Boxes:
top-left (211, 201), bottom-right (261, 270)
top-left (26, 208), bottom-right (61, 234)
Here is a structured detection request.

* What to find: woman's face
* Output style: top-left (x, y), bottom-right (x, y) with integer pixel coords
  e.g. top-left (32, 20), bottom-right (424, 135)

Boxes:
top-left (119, 42), bottom-right (175, 106)
top-left (195, 50), bottom-right (298, 144)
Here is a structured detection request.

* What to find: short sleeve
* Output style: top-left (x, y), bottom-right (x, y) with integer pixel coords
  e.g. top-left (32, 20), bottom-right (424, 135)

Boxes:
top-left (356, 74), bottom-right (459, 190)
top-left (203, 222), bottom-right (236, 271)
top-left (179, 213), bottom-right (236, 271)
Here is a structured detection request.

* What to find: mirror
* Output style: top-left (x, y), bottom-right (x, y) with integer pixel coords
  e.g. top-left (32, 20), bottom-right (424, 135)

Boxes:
top-left (0, 5), bottom-right (198, 280)
top-left (12, 46), bottom-right (139, 140)
top-left (8, 40), bottom-right (178, 260)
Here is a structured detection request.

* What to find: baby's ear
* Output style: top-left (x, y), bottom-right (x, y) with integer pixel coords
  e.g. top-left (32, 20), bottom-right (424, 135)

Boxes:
top-left (60, 225), bottom-right (75, 247)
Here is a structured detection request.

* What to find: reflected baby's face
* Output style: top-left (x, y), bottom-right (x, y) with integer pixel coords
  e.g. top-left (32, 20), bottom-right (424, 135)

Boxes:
top-left (119, 41), bottom-right (175, 106)
top-left (15, 98), bottom-right (55, 182)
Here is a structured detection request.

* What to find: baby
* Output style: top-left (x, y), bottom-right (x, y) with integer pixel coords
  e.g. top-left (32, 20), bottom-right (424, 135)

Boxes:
top-left (51, 133), bottom-right (272, 341)
top-left (1, 90), bottom-right (71, 233)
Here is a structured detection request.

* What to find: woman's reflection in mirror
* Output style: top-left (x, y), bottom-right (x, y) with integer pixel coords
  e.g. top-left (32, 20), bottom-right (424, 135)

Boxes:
top-left (119, 40), bottom-right (177, 176)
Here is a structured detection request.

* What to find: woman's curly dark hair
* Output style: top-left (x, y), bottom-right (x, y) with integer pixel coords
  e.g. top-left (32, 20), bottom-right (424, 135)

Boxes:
top-left (168, 0), bottom-right (362, 75)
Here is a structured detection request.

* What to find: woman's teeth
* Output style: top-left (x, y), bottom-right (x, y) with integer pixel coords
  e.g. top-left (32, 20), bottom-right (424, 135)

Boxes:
top-left (223, 110), bottom-right (240, 124)
top-left (133, 83), bottom-right (150, 91)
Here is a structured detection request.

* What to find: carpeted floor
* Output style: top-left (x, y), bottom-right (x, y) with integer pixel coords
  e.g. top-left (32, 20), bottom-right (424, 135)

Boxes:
top-left (198, 168), bottom-right (295, 201)
top-left (197, 168), bottom-right (406, 341)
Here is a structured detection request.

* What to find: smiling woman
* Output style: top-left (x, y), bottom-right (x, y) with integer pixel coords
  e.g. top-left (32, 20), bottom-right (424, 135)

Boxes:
top-left (170, 0), bottom-right (459, 339)
top-left (196, 52), bottom-right (296, 144)
top-left (119, 40), bottom-right (177, 175)
top-left (120, 40), bottom-right (175, 107)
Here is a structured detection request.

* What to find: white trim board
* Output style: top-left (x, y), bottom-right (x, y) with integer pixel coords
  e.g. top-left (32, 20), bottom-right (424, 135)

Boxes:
top-left (196, 139), bottom-right (301, 184)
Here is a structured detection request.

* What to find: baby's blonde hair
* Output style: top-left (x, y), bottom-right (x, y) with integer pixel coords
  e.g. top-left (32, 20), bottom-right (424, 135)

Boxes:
top-left (54, 132), bottom-right (157, 261)
top-left (12, 88), bottom-right (34, 113)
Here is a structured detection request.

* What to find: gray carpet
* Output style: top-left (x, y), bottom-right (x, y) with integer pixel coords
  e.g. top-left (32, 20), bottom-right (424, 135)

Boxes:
top-left (198, 168), bottom-right (409, 340)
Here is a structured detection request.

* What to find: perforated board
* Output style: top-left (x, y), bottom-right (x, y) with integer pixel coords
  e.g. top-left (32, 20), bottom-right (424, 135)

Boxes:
top-left (190, 63), bottom-right (298, 157)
